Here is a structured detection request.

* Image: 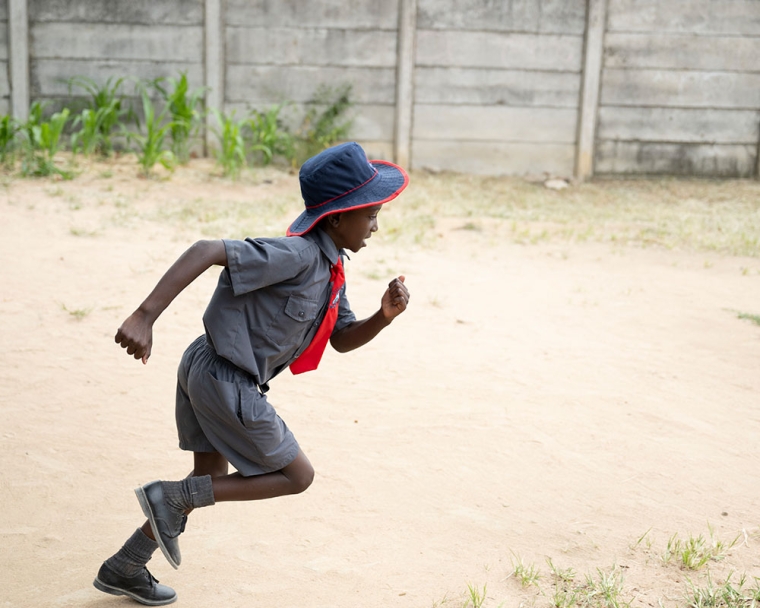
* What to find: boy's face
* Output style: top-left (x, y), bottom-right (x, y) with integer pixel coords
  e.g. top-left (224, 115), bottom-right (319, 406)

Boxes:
top-left (326, 205), bottom-right (382, 253)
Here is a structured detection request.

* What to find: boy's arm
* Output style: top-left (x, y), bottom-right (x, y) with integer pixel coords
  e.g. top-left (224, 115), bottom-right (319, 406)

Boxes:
top-left (330, 276), bottom-right (409, 353)
top-left (115, 239), bottom-right (228, 363)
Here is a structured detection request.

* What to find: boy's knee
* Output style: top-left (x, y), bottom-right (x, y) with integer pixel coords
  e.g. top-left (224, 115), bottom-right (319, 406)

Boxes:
top-left (290, 463), bottom-right (315, 494)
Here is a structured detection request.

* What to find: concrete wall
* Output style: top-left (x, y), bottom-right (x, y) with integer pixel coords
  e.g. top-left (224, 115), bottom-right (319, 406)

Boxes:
top-left (4, 0), bottom-right (760, 177)
top-left (27, 0), bottom-right (204, 106)
top-left (412, 0), bottom-right (586, 176)
top-left (223, 0), bottom-right (399, 160)
top-left (596, 0), bottom-right (760, 177)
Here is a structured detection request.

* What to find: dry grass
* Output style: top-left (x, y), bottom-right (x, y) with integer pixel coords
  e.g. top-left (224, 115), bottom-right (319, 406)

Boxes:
top-left (4, 158), bottom-right (759, 257)
top-left (383, 172), bottom-right (760, 257)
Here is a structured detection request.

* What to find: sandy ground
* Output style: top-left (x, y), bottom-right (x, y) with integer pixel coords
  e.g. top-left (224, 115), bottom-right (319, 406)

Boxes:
top-left (2, 162), bottom-right (760, 608)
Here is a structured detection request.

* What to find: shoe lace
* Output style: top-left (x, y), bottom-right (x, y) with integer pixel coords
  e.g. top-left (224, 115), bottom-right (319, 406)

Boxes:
top-left (143, 567), bottom-right (159, 585)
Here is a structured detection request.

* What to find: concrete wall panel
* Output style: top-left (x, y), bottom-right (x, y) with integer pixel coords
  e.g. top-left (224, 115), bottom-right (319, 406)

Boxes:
top-left (417, 0), bottom-right (586, 34)
top-left (226, 65), bottom-right (396, 105)
top-left (415, 67), bottom-right (580, 107)
top-left (598, 107), bottom-right (760, 145)
top-left (596, 141), bottom-right (757, 177)
top-left (0, 66), bottom-right (9, 96)
top-left (29, 0), bottom-right (203, 25)
top-left (227, 27), bottom-right (397, 67)
top-left (413, 105), bottom-right (578, 143)
top-left (413, 140), bottom-right (576, 175)
top-left (605, 32), bottom-right (760, 71)
top-left (0, 19), bottom-right (7, 60)
top-left (226, 0), bottom-right (398, 29)
top-left (32, 23), bottom-right (203, 62)
top-left (601, 69), bottom-right (760, 109)
top-left (607, 0), bottom-right (760, 35)
top-left (417, 30), bottom-right (583, 71)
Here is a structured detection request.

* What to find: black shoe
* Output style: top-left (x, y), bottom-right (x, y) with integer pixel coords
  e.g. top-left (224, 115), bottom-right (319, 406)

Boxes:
top-left (93, 562), bottom-right (177, 606)
top-left (135, 481), bottom-right (185, 569)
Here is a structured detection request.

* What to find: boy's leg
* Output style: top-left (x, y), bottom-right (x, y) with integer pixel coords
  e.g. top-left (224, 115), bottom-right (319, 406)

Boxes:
top-left (138, 449), bottom-right (314, 571)
top-left (95, 452), bottom-right (229, 605)
top-left (211, 449), bottom-right (314, 502)
top-left (139, 451), bottom-right (229, 541)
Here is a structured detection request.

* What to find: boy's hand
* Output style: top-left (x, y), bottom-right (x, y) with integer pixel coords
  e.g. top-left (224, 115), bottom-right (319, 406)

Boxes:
top-left (381, 276), bottom-right (410, 322)
top-left (115, 309), bottom-right (154, 364)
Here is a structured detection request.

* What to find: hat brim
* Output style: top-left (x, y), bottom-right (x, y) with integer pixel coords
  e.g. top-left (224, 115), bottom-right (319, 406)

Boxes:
top-left (287, 160), bottom-right (409, 236)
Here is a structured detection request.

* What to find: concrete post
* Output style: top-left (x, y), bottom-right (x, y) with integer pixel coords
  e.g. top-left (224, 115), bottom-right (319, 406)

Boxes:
top-left (575, 0), bottom-right (607, 180)
top-left (205, 0), bottom-right (224, 155)
top-left (394, 0), bottom-right (417, 168)
top-left (8, 0), bottom-right (29, 121)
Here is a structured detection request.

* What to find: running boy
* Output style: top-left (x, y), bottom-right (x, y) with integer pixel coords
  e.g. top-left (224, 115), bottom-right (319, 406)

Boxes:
top-left (94, 142), bottom-right (410, 605)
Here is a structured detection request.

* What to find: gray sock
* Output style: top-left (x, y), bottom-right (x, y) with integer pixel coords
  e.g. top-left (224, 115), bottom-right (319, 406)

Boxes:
top-left (105, 528), bottom-right (158, 577)
top-left (161, 474), bottom-right (215, 511)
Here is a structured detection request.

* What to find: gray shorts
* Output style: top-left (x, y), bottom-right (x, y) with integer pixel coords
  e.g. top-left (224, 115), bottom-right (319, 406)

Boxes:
top-left (175, 335), bottom-right (300, 476)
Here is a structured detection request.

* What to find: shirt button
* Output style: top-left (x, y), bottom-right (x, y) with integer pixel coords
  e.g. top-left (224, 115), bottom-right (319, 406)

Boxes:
top-left (298, 311), bottom-right (304, 317)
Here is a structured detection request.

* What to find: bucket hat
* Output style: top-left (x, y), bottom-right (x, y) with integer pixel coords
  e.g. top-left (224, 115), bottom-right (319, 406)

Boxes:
top-left (287, 142), bottom-right (409, 236)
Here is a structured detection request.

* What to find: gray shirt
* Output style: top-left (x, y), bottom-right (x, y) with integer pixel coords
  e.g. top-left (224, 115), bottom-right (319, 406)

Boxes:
top-left (203, 228), bottom-right (356, 387)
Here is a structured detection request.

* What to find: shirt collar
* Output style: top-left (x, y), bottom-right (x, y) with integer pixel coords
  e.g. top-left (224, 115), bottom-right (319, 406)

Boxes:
top-left (303, 227), bottom-right (344, 265)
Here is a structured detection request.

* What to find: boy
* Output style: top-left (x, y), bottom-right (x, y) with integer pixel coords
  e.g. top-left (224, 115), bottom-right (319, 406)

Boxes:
top-left (94, 142), bottom-right (410, 605)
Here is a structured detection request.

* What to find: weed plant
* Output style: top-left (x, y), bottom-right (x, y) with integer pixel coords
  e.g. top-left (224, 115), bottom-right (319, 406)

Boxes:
top-left (125, 89), bottom-right (175, 176)
top-left (21, 102), bottom-right (73, 178)
top-left (211, 109), bottom-right (247, 178)
top-left (464, 583), bottom-right (487, 608)
top-left (152, 72), bottom-right (206, 164)
top-left (0, 114), bottom-right (20, 165)
top-left (295, 83), bottom-right (354, 164)
top-left (246, 104), bottom-right (294, 166)
top-left (67, 76), bottom-right (131, 156)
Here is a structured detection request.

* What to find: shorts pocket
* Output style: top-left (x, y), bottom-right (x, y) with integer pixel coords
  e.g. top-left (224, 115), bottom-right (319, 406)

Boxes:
top-left (237, 382), bottom-right (284, 458)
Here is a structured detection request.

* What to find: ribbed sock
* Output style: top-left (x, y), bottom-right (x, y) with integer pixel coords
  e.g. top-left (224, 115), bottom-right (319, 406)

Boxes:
top-left (105, 528), bottom-right (158, 577)
top-left (161, 474), bottom-right (215, 511)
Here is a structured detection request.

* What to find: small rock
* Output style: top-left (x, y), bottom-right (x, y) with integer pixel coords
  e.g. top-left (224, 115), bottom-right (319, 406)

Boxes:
top-left (544, 178), bottom-right (569, 190)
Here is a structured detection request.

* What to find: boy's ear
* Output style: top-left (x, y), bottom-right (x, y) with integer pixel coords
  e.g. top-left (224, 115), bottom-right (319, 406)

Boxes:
top-left (328, 213), bottom-right (342, 227)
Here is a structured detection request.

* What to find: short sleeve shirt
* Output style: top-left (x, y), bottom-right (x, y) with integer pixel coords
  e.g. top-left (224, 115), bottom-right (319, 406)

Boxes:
top-left (202, 228), bottom-right (356, 386)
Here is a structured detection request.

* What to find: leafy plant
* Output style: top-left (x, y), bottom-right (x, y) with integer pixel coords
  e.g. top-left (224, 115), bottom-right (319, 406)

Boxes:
top-left (67, 76), bottom-right (131, 156)
top-left (152, 72), bottom-right (206, 164)
top-left (70, 107), bottom-right (110, 156)
top-left (211, 109), bottom-right (246, 178)
top-left (464, 583), bottom-right (487, 608)
top-left (21, 101), bottom-right (73, 178)
top-left (0, 114), bottom-right (20, 165)
top-left (511, 553), bottom-right (541, 588)
top-left (246, 104), bottom-right (294, 166)
top-left (736, 311), bottom-right (760, 327)
top-left (125, 89), bottom-right (175, 176)
top-left (295, 83), bottom-right (354, 164)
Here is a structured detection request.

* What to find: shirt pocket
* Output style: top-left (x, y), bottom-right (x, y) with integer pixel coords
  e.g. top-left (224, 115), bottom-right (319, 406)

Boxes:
top-left (264, 293), bottom-right (320, 348)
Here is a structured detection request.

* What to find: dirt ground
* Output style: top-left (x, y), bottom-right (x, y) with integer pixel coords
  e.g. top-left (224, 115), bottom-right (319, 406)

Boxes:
top-left (2, 161), bottom-right (760, 608)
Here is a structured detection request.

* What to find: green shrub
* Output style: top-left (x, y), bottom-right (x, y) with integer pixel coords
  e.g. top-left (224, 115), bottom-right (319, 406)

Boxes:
top-left (0, 114), bottom-right (20, 166)
top-left (246, 104), bottom-right (295, 166)
top-left (152, 72), bottom-right (206, 164)
top-left (67, 76), bottom-right (131, 156)
top-left (125, 89), bottom-right (175, 176)
top-left (295, 83), bottom-right (354, 164)
top-left (211, 109), bottom-right (246, 178)
top-left (21, 102), bottom-right (73, 178)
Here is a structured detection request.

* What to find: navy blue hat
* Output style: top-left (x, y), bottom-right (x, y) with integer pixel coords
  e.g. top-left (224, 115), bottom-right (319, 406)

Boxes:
top-left (287, 142), bottom-right (409, 236)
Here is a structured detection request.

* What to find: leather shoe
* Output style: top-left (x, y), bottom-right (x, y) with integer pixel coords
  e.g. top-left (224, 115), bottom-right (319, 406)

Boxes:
top-left (135, 481), bottom-right (185, 569)
top-left (93, 561), bottom-right (177, 606)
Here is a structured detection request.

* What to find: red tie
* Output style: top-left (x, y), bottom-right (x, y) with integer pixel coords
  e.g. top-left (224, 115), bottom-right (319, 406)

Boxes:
top-left (290, 258), bottom-right (345, 374)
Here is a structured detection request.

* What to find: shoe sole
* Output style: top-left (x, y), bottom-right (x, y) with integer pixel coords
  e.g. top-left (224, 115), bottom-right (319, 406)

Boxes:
top-left (134, 486), bottom-right (181, 570)
top-left (93, 576), bottom-right (177, 606)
